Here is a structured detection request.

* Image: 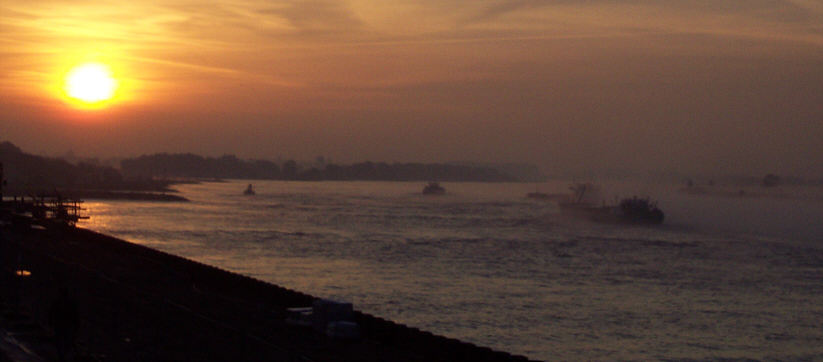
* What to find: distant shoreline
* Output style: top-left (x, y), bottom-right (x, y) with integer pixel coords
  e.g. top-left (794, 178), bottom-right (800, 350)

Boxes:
top-left (2, 188), bottom-right (190, 202)
top-left (65, 190), bottom-right (189, 202)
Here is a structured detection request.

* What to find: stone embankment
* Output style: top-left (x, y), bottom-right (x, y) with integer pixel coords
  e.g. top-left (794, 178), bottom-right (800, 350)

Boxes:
top-left (0, 222), bottom-right (534, 361)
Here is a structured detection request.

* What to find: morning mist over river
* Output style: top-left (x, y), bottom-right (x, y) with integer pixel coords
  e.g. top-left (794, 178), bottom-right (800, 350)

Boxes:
top-left (3, 0), bottom-right (823, 359)
top-left (79, 180), bottom-right (823, 360)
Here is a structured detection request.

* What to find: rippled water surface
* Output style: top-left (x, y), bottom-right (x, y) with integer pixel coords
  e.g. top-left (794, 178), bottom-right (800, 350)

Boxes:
top-left (80, 180), bottom-right (823, 361)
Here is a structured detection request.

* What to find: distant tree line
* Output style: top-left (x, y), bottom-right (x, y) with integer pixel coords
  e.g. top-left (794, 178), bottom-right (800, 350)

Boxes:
top-left (0, 140), bottom-right (537, 195)
top-left (0, 141), bottom-right (170, 194)
top-left (120, 153), bottom-right (521, 182)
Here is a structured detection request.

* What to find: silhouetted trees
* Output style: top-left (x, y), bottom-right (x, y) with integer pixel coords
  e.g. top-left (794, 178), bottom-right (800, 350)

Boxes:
top-left (282, 160), bottom-right (298, 180)
top-left (0, 141), bottom-right (168, 194)
top-left (0, 140), bottom-right (531, 191)
top-left (119, 153), bottom-right (520, 182)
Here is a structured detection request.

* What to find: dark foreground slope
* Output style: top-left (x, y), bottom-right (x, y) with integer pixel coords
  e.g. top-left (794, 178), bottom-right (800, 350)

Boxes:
top-left (0, 223), bottom-right (532, 361)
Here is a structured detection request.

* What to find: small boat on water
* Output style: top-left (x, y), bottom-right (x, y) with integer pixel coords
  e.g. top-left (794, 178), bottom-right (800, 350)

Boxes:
top-left (422, 182), bottom-right (445, 195)
top-left (243, 184), bottom-right (255, 195)
top-left (558, 184), bottom-right (664, 225)
top-left (613, 196), bottom-right (665, 224)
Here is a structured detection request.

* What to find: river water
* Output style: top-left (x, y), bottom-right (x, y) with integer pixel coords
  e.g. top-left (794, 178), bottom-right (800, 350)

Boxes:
top-left (79, 180), bottom-right (823, 361)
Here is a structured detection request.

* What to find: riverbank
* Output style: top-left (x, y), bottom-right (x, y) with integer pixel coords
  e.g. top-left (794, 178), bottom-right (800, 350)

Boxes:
top-left (0, 222), bottom-right (531, 361)
top-left (60, 190), bottom-right (189, 202)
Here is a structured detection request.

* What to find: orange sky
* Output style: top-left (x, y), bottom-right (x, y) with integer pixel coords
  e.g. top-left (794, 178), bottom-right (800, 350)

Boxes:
top-left (1, 0), bottom-right (822, 177)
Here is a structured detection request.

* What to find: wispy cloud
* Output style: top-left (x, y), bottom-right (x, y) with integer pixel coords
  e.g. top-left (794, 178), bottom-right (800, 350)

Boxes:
top-left (256, 0), bottom-right (364, 36)
top-left (450, 0), bottom-right (823, 45)
top-left (2, 0), bottom-right (822, 98)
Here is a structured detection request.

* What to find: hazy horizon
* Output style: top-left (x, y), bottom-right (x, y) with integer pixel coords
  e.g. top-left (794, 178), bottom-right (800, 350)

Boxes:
top-left (2, 1), bottom-right (822, 178)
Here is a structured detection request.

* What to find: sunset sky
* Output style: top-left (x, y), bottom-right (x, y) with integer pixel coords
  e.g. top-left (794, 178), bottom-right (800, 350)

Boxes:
top-left (1, 0), bottom-right (822, 177)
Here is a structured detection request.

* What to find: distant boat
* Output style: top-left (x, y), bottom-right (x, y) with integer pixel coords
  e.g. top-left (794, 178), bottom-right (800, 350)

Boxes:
top-left (243, 184), bottom-right (255, 195)
top-left (612, 197), bottom-right (664, 224)
top-left (558, 184), bottom-right (664, 225)
top-left (422, 182), bottom-right (445, 195)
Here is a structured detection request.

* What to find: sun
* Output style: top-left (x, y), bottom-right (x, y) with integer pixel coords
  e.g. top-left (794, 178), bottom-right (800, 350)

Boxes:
top-left (63, 63), bottom-right (118, 106)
